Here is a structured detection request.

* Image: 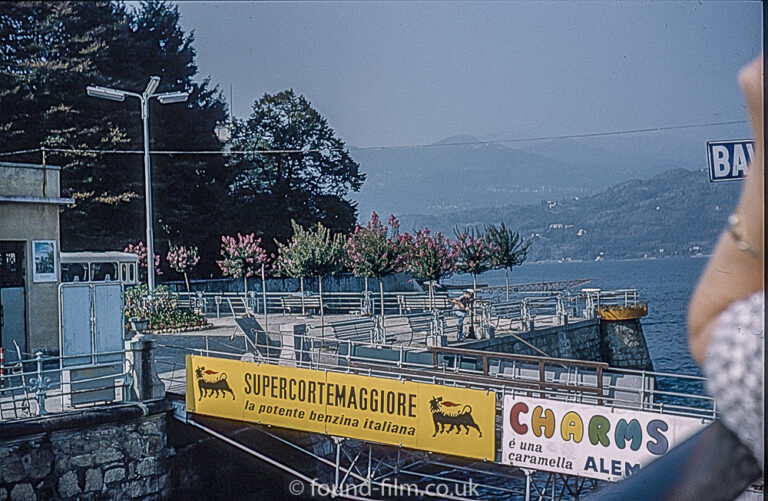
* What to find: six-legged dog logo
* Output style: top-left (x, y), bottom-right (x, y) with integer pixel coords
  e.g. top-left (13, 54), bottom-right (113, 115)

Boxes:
top-left (429, 396), bottom-right (482, 438)
top-left (195, 366), bottom-right (235, 401)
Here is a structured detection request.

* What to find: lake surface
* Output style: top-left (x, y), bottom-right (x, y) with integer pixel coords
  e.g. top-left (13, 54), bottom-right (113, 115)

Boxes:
top-left (447, 256), bottom-right (709, 377)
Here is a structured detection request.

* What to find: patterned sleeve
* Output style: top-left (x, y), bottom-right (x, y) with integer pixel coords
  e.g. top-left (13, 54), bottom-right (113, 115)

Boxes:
top-left (703, 290), bottom-right (764, 471)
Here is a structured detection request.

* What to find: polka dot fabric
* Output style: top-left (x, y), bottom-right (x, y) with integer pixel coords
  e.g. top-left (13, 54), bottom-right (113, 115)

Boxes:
top-left (704, 291), bottom-right (764, 471)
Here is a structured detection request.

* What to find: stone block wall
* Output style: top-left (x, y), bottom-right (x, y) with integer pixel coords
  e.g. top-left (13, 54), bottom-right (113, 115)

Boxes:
top-left (463, 317), bottom-right (654, 371)
top-left (465, 319), bottom-right (602, 361)
top-left (0, 401), bottom-right (170, 501)
top-left (599, 319), bottom-right (654, 371)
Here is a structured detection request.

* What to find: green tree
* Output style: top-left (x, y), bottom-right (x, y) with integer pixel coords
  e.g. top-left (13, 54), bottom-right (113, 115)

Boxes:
top-left (485, 222), bottom-right (530, 301)
top-left (0, 1), bottom-right (230, 278)
top-left (227, 90), bottom-right (365, 242)
top-left (276, 221), bottom-right (345, 330)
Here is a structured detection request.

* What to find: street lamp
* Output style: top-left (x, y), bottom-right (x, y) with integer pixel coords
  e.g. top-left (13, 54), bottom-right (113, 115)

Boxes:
top-left (87, 77), bottom-right (189, 290)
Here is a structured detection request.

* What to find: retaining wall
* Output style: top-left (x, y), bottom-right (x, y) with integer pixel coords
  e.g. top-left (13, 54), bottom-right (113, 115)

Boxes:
top-left (0, 400), bottom-right (171, 501)
top-left (463, 318), bottom-right (654, 370)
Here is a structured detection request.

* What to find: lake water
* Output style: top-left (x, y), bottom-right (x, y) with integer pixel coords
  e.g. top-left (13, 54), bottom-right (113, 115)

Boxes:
top-left (445, 257), bottom-right (712, 498)
top-left (447, 256), bottom-right (709, 377)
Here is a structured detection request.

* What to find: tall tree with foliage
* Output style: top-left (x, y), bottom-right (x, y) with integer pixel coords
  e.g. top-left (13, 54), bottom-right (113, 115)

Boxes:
top-left (217, 233), bottom-right (268, 305)
top-left (226, 90), bottom-right (365, 243)
top-left (0, 1), bottom-right (230, 278)
top-left (275, 221), bottom-right (345, 329)
top-left (402, 228), bottom-right (458, 307)
top-left (346, 213), bottom-right (406, 316)
top-left (454, 226), bottom-right (492, 291)
top-left (485, 222), bottom-right (530, 300)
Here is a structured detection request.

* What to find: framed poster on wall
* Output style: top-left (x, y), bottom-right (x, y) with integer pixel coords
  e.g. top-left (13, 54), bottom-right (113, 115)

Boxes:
top-left (33, 240), bottom-right (57, 282)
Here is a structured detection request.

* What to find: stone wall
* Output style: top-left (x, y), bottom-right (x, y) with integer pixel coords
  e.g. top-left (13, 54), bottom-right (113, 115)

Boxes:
top-left (0, 400), bottom-right (171, 501)
top-left (599, 319), bottom-right (654, 371)
top-left (464, 319), bottom-right (602, 361)
top-left (462, 318), bottom-right (653, 371)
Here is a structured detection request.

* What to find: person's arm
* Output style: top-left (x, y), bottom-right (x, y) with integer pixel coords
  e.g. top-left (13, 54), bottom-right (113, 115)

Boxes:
top-left (688, 56), bottom-right (765, 364)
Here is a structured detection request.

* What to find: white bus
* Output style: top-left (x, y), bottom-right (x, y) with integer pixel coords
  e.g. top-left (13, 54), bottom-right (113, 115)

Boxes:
top-left (60, 251), bottom-right (139, 285)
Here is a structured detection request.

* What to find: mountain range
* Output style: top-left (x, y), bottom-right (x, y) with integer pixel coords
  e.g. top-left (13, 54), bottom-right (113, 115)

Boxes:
top-left (396, 168), bottom-right (741, 262)
top-left (347, 130), bottom-right (734, 218)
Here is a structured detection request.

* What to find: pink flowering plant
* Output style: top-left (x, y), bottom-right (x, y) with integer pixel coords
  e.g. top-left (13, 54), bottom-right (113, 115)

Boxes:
top-left (124, 241), bottom-right (163, 283)
top-left (453, 226), bottom-right (492, 290)
top-left (346, 213), bottom-right (406, 315)
top-left (217, 233), bottom-right (268, 303)
top-left (166, 243), bottom-right (201, 292)
top-left (402, 228), bottom-right (458, 305)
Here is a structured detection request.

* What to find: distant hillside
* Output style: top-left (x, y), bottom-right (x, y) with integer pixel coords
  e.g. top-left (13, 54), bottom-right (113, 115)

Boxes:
top-left (397, 168), bottom-right (741, 262)
top-left (347, 129), bottom-right (745, 219)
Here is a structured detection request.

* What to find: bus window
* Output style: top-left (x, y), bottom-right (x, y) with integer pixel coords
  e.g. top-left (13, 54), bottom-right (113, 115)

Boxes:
top-left (91, 262), bottom-right (117, 282)
top-left (128, 263), bottom-right (136, 283)
top-left (121, 264), bottom-right (127, 282)
top-left (61, 262), bottom-right (88, 282)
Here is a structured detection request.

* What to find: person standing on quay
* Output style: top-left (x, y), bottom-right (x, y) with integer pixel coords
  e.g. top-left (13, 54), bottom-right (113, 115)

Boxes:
top-left (452, 289), bottom-right (475, 341)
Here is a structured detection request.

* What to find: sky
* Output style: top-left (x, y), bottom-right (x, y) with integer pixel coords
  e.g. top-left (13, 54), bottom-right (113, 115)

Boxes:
top-left (172, 1), bottom-right (763, 149)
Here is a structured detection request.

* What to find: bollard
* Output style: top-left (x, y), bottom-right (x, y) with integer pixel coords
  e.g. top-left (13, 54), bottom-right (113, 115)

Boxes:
top-left (126, 335), bottom-right (165, 401)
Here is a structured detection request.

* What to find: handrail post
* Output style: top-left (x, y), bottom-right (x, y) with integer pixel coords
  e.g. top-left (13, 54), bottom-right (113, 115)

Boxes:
top-left (596, 366), bottom-right (604, 405)
top-left (34, 351), bottom-right (48, 415)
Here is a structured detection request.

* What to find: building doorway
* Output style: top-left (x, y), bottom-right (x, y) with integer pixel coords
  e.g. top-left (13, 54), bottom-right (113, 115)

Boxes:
top-left (0, 241), bottom-right (26, 362)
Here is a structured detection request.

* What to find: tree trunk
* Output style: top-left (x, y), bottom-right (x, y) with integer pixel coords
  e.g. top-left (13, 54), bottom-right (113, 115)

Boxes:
top-left (473, 274), bottom-right (477, 291)
top-left (243, 275), bottom-right (248, 308)
top-left (318, 275), bottom-right (325, 338)
top-left (300, 277), bottom-right (306, 315)
top-left (429, 281), bottom-right (434, 310)
top-left (379, 278), bottom-right (385, 317)
top-left (364, 277), bottom-right (369, 314)
top-left (183, 272), bottom-right (190, 293)
top-left (505, 268), bottom-right (510, 302)
top-left (261, 264), bottom-right (268, 327)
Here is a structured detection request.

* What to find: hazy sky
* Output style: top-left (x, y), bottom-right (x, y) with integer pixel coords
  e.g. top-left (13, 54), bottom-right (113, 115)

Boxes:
top-left (173, 1), bottom-right (762, 149)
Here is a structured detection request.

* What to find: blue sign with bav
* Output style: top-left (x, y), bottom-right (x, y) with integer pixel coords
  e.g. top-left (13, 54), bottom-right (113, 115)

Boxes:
top-left (707, 139), bottom-right (755, 182)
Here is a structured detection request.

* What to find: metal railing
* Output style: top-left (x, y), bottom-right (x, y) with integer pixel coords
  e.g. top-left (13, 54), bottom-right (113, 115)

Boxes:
top-left (160, 332), bottom-right (715, 422)
top-left (582, 288), bottom-right (640, 310)
top-left (0, 349), bottom-right (134, 422)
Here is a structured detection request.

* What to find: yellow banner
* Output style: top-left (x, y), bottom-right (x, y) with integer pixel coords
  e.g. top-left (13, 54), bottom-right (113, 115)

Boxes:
top-left (186, 355), bottom-right (495, 460)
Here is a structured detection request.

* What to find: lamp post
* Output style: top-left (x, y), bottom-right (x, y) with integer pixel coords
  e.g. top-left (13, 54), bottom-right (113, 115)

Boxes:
top-left (87, 77), bottom-right (189, 290)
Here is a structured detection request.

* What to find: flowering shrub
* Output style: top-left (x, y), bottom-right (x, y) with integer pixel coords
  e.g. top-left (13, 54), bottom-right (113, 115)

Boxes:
top-left (167, 243), bottom-right (200, 292)
top-left (402, 228), bottom-right (458, 283)
top-left (346, 213), bottom-right (406, 314)
top-left (454, 226), bottom-right (492, 289)
top-left (124, 284), bottom-right (207, 332)
top-left (217, 233), bottom-right (268, 301)
top-left (124, 241), bottom-right (163, 283)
